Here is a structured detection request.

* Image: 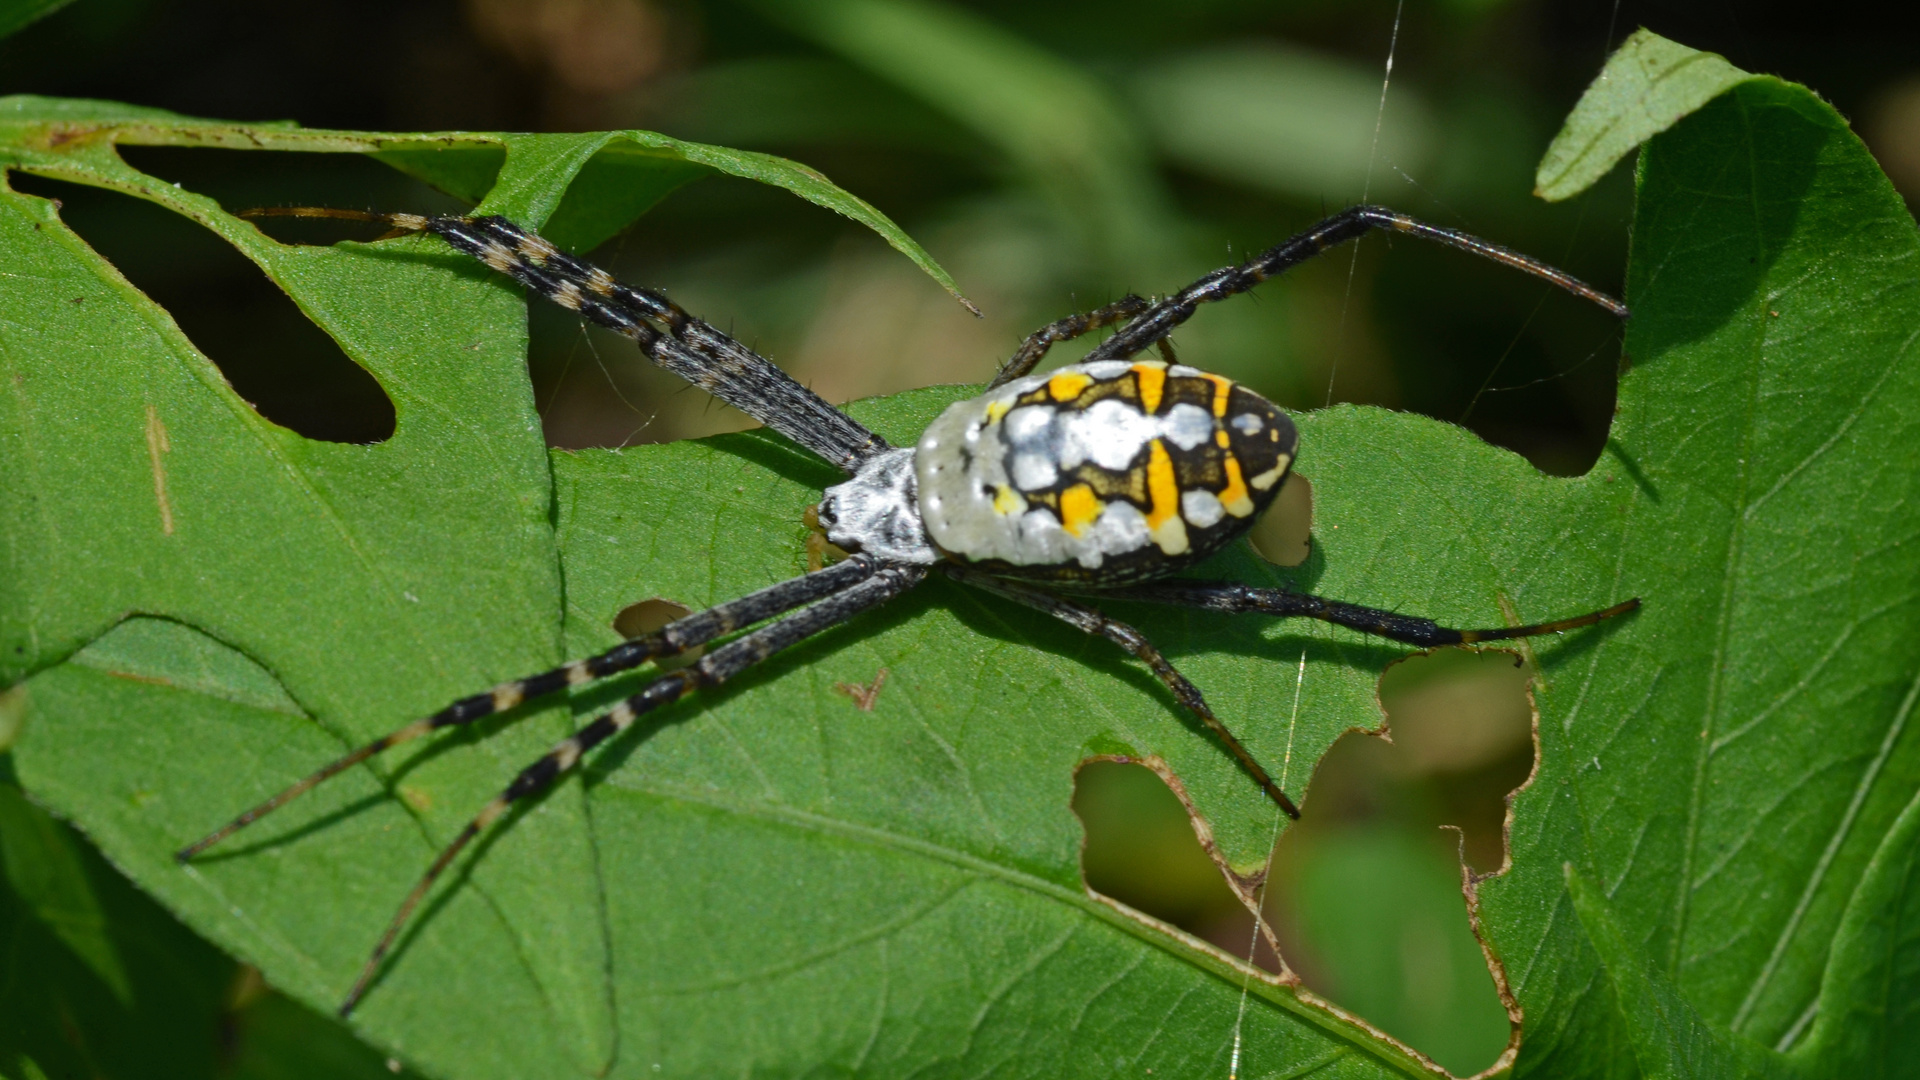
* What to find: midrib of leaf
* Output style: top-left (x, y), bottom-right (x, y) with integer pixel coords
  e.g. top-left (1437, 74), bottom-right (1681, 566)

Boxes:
top-left (590, 773), bottom-right (1439, 1077)
top-left (1672, 88), bottom-right (1769, 984)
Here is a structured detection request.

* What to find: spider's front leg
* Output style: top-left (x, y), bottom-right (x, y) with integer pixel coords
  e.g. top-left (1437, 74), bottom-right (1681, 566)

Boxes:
top-left (948, 567), bottom-right (1301, 819)
top-left (1083, 204), bottom-right (1629, 365)
top-left (176, 556), bottom-right (887, 860)
top-left (990, 294), bottom-right (1166, 388)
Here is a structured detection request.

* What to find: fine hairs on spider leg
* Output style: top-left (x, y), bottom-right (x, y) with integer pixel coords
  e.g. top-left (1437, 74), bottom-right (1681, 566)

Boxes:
top-left (197, 204), bottom-right (1640, 1016)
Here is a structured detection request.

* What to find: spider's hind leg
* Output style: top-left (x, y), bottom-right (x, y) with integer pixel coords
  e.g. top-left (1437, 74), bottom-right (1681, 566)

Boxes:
top-left (176, 556), bottom-right (886, 861)
top-left (337, 560), bottom-right (927, 1015)
top-left (948, 567), bottom-right (1300, 819)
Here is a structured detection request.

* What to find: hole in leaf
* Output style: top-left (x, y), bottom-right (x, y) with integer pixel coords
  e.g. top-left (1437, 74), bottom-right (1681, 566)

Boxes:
top-left (1073, 647), bottom-right (1533, 1076)
top-left (1249, 472), bottom-right (1312, 567)
top-left (8, 170), bottom-right (398, 444)
top-left (114, 146), bottom-right (476, 225)
top-left (612, 598), bottom-right (700, 669)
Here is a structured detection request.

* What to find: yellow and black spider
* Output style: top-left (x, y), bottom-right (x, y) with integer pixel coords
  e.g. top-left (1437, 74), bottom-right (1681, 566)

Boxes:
top-left (181, 203), bottom-right (1639, 1015)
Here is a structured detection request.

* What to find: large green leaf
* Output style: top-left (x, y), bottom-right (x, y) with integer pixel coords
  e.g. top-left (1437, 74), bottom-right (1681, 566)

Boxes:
top-left (1475, 37), bottom-right (1920, 1080)
top-left (4, 34), bottom-right (1920, 1079)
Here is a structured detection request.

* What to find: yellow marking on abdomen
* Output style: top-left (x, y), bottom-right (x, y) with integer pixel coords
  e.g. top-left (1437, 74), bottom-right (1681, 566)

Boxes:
top-left (1202, 374), bottom-right (1234, 418)
top-left (1131, 363), bottom-right (1166, 413)
top-left (1145, 440), bottom-right (1191, 554)
top-left (1219, 455), bottom-right (1255, 517)
top-left (993, 484), bottom-right (1024, 515)
top-left (1048, 371), bottom-right (1093, 402)
top-left (1059, 484), bottom-right (1103, 536)
top-left (1215, 429), bottom-right (1230, 448)
top-left (985, 399), bottom-right (1011, 423)
top-left (1249, 452), bottom-right (1292, 491)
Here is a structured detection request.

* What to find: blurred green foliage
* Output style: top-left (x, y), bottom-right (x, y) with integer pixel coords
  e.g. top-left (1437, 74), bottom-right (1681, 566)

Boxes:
top-left (0, 763), bottom-right (410, 1080)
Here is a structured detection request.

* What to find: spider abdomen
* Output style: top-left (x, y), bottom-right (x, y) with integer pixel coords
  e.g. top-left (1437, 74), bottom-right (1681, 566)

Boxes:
top-left (915, 359), bottom-right (1298, 583)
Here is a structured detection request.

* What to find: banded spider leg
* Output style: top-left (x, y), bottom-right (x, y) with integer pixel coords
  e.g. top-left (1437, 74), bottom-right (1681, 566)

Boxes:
top-left (241, 207), bottom-right (889, 474)
top-left (177, 554), bottom-right (924, 1014)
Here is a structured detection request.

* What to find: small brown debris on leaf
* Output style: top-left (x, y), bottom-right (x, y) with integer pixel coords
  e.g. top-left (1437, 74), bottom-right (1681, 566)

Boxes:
top-left (833, 668), bottom-right (888, 711)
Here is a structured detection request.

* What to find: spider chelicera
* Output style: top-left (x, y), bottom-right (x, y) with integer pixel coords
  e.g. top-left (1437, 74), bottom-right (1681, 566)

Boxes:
top-left (183, 202), bottom-right (1639, 1016)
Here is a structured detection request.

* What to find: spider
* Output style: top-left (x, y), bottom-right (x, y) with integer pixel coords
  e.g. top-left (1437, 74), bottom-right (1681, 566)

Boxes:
top-left (183, 202), bottom-right (1639, 1016)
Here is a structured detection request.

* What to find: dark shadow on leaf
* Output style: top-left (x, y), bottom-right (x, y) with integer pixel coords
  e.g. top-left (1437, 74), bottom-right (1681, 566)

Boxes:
top-left (188, 793), bottom-right (390, 863)
top-left (1602, 437), bottom-right (1660, 502)
top-left (695, 429), bottom-right (844, 490)
top-left (363, 794), bottom-right (541, 1010)
top-left (115, 146), bottom-right (471, 224)
top-left (1624, 85), bottom-right (1828, 361)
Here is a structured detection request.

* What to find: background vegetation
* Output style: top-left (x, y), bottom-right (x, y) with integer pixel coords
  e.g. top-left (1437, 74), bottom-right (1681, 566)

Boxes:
top-left (2, 1), bottom-right (1918, 1077)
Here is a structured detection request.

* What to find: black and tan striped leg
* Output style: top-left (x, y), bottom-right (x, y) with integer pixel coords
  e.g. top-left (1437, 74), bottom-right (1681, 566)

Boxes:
top-left (948, 568), bottom-right (1300, 819)
top-left (1082, 205), bottom-right (1630, 366)
top-left (437, 215), bottom-right (890, 474)
top-left (240, 208), bottom-right (888, 474)
top-left (1098, 580), bottom-right (1641, 647)
top-left (176, 556), bottom-right (886, 861)
top-left (989, 295), bottom-right (1154, 389)
top-left (337, 560), bottom-right (927, 1015)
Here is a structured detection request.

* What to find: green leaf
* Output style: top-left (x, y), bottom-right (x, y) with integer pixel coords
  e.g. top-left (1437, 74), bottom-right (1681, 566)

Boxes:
top-left (0, 94), bottom-right (965, 301)
top-left (1563, 865), bottom-right (1794, 1079)
top-left (1534, 28), bottom-right (1756, 201)
top-left (1475, 70), bottom-right (1920, 1078)
top-left (0, 0), bottom-right (78, 43)
top-left (0, 101), bottom-right (956, 1077)
top-left (5, 51), bottom-right (1920, 1080)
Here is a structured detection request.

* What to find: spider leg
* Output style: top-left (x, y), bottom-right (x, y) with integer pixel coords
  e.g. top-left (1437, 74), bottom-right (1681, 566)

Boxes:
top-left (177, 556), bottom-right (887, 861)
top-left (337, 559), bottom-right (927, 1016)
top-left (240, 208), bottom-right (887, 474)
top-left (1083, 205), bottom-right (1630, 365)
top-left (990, 294), bottom-right (1152, 388)
top-left (442, 216), bottom-right (889, 474)
top-left (1097, 580), bottom-right (1640, 647)
top-left (949, 568), bottom-right (1299, 819)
